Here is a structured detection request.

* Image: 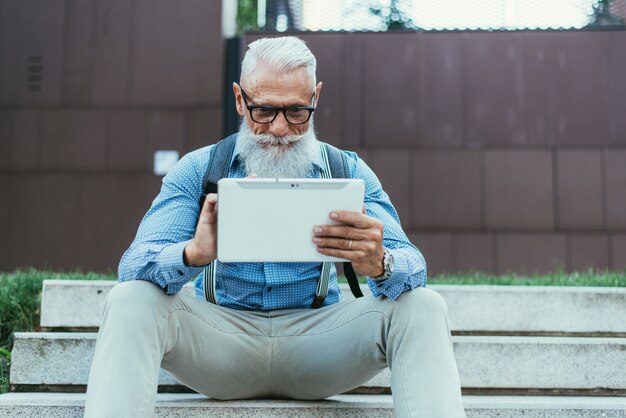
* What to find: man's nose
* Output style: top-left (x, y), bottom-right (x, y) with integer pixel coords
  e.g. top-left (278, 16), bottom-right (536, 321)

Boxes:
top-left (268, 111), bottom-right (290, 136)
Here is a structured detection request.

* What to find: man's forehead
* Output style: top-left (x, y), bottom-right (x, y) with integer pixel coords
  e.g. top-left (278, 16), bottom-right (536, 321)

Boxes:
top-left (243, 67), bottom-right (313, 98)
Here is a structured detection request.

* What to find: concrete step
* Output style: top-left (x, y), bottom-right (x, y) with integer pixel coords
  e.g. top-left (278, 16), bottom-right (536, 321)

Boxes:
top-left (10, 332), bottom-right (626, 391)
top-left (40, 280), bottom-right (626, 334)
top-left (1, 393), bottom-right (626, 417)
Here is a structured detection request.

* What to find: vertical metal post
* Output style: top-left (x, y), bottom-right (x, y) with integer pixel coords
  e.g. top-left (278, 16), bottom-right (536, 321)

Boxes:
top-left (223, 36), bottom-right (242, 137)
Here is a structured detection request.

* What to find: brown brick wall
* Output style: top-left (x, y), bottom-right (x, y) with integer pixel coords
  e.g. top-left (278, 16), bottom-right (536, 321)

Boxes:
top-left (0, 4), bottom-right (623, 276)
top-left (0, 0), bottom-right (223, 272)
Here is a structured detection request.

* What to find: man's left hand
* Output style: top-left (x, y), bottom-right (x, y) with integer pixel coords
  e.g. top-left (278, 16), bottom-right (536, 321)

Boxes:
top-left (313, 210), bottom-right (385, 278)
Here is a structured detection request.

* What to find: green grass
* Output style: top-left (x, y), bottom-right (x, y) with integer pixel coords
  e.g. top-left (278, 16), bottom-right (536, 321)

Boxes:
top-left (339, 268), bottom-right (626, 287)
top-left (428, 269), bottom-right (626, 286)
top-left (0, 269), bottom-right (115, 394)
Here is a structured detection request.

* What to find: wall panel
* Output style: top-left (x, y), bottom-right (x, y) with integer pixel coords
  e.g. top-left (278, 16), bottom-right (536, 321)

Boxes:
top-left (63, 0), bottom-right (95, 104)
top-left (467, 32), bottom-right (526, 146)
top-left (92, 0), bottom-right (133, 104)
top-left (41, 110), bottom-right (107, 170)
top-left (484, 151), bottom-right (553, 229)
top-left (557, 150), bottom-right (603, 230)
top-left (411, 151), bottom-right (481, 229)
top-left (497, 234), bottom-right (567, 275)
top-left (10, 110), bottom-right (42, 170)
top-left (608, 31), bottom-right (626, 144)
top-left (418, 32), bottom-right (465, 147)
top-left (0, 0), bottom-right (65, 105)
top-left (370, 149), bottom-right (411, 226)
top-left (131, 0), bottom-right (222, 105)
top-left (526, 31), bottom-right (609, 145)
top-left (606, 150), bottom-right (626, 229)
top-left (454, 234), bottom-right (495, 274)
top-left (108, 110), bottom-right (147, 171)
top-left (363, 33), bottom-right (420, 147)
top-left (568, 235), bottom-right (610, 271)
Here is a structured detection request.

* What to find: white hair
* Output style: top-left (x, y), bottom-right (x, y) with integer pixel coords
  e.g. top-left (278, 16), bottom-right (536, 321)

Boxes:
top-left (240, 36), bottom-right (316, 89)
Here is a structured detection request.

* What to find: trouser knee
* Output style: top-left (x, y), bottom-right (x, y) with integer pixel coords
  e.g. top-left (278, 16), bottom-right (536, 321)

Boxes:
top-left (104, 280), bottom-right (171, 319)
top-left (392, 287), bottom-right (449, 322)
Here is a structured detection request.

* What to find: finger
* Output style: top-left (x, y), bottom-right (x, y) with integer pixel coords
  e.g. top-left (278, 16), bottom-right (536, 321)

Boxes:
top-left (313, 225), bottom-right (368, 240)
top-left (200, 193), bottom-right (218, 223)
top-left (362, 205), bottom-right (367, 215)
top-left (316, 246), bottom-right (358, 261)
top-left (329, 210), bottom-right (372, 229)
top-left (247, 173), bottom-right (258, 178)
top-left (313, 236), bottom-right (357, 251)
top-left (205, 193), bottom-right (217, 206)
top-left (204, 193), bottom-right (217, 213)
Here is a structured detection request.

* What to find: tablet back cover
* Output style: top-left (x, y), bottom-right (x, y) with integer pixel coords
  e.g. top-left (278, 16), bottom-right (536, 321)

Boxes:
top-left (217, 178), bottom-right (365, 263)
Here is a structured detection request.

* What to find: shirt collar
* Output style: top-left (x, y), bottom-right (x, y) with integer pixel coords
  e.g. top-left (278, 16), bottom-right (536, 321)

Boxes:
top-left (230, 135), bottom-right (326, 172)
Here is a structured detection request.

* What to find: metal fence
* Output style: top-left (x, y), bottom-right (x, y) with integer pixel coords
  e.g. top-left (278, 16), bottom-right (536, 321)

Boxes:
top-left (249, 0), bottom-right (626, 33)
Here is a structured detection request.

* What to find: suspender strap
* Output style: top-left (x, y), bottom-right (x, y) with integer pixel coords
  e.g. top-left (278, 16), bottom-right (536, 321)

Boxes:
top-left (311, 261), bottom-right (331, 309)
top-left (199, 134), bottom-right (238, 305)
top-left (199, 133), bottom-right (238, 207)
top-left (203, 262), bottom-right (218, 304)
top-left (311, 144), bottom-right (334, 308)
top-left (344, 262), bottom-right (364, 298)
top-left (324, 142), bottom-right (349, 179)
top-left (323, 144), bottom-right (364, 300)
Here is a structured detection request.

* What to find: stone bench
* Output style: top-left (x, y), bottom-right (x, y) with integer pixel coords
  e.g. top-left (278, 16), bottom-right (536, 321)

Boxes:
top-left (2, 393), bottom-right (626, 418)
top-left (40, 280), bottom-right (626, 335)
top-left (2, 279), bottom-right (626, 417)
top-left (9, 332), bottom-right (626, 392)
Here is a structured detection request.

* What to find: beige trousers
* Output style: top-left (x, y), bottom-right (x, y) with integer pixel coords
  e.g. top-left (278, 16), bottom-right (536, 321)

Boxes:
top-left (84, 280), bottom-right (466, 418)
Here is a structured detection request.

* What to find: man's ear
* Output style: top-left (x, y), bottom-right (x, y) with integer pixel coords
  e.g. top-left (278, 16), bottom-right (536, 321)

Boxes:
top-left (233, 83), bottom-right (245, 116)
top-left (314, 81), bottom-right (323, 109)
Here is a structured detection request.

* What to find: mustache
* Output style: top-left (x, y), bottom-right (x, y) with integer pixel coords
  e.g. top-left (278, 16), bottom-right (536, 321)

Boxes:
top-left (252, 132), bottom-right (304, 146)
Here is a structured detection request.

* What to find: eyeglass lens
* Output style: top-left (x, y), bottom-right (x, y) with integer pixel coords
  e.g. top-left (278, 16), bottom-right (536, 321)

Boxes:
top-left (251, 108), bottom-right (311, 124)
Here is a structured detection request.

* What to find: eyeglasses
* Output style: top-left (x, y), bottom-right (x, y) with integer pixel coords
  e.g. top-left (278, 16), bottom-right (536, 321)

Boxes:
top-left (239, 86), bottom-right (316, 125)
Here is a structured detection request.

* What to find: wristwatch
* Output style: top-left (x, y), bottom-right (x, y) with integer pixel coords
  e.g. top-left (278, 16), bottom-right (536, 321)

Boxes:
top-left (372, 248), bottom-right (394, 282)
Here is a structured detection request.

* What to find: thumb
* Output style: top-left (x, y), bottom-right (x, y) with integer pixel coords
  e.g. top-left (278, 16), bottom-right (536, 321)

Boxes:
top-left (200, 193), bottom-right (218, 222)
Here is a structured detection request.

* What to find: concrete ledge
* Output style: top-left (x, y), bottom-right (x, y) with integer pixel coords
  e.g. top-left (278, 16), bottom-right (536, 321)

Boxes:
top-left (10, 332), bottom-right (626, 390)
top-left (40, 280), bottom-right (626, 334)
top-left (1, 393), bottom-right (625, 418)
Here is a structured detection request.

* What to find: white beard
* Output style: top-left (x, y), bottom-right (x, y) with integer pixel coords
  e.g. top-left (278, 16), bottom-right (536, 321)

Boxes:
top-left (236, 118), bottom-right (319, 178)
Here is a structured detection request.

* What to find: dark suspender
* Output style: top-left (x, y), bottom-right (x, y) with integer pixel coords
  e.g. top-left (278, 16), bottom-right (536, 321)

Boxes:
top-left (322, 144), bottom-right (364, 300)
top-left (199, 133), bottom-right (238, 207)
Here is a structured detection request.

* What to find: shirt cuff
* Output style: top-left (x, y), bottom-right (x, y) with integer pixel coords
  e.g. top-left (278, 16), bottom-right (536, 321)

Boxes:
top-left (367, 249), bottom-right (411, 300)
top-left (158, 240), bottom-right (205, 294)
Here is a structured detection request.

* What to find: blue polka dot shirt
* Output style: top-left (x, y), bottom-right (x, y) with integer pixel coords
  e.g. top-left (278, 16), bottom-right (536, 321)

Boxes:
top-left (119, 138), bottom-right (427, 310)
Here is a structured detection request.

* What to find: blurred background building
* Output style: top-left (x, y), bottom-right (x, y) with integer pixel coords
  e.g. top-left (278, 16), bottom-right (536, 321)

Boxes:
top-left (1, 0), bottom-right (625, 275)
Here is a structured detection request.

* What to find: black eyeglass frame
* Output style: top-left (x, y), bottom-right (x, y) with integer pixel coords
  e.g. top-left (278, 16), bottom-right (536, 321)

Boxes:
top-left (239, 86), bottom-right (316, 125)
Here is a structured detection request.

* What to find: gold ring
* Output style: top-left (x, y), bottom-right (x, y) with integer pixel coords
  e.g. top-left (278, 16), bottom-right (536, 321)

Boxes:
top-left (348, 239), bottom-right (353, 251)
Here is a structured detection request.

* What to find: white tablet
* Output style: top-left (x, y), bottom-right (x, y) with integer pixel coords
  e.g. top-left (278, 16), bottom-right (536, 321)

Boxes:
top-left (217, 178), bottom-right (365, 263)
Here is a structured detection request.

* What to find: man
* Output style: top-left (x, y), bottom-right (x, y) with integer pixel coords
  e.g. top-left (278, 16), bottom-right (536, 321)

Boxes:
top-left (85, 36), bottom-right (466, 418)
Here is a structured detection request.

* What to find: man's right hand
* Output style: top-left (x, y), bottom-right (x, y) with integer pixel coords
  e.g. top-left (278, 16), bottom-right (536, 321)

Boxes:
top-left (184, 193), bottom-right (218, 267)
top-left (183, 174), bottom-right (256, 267)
